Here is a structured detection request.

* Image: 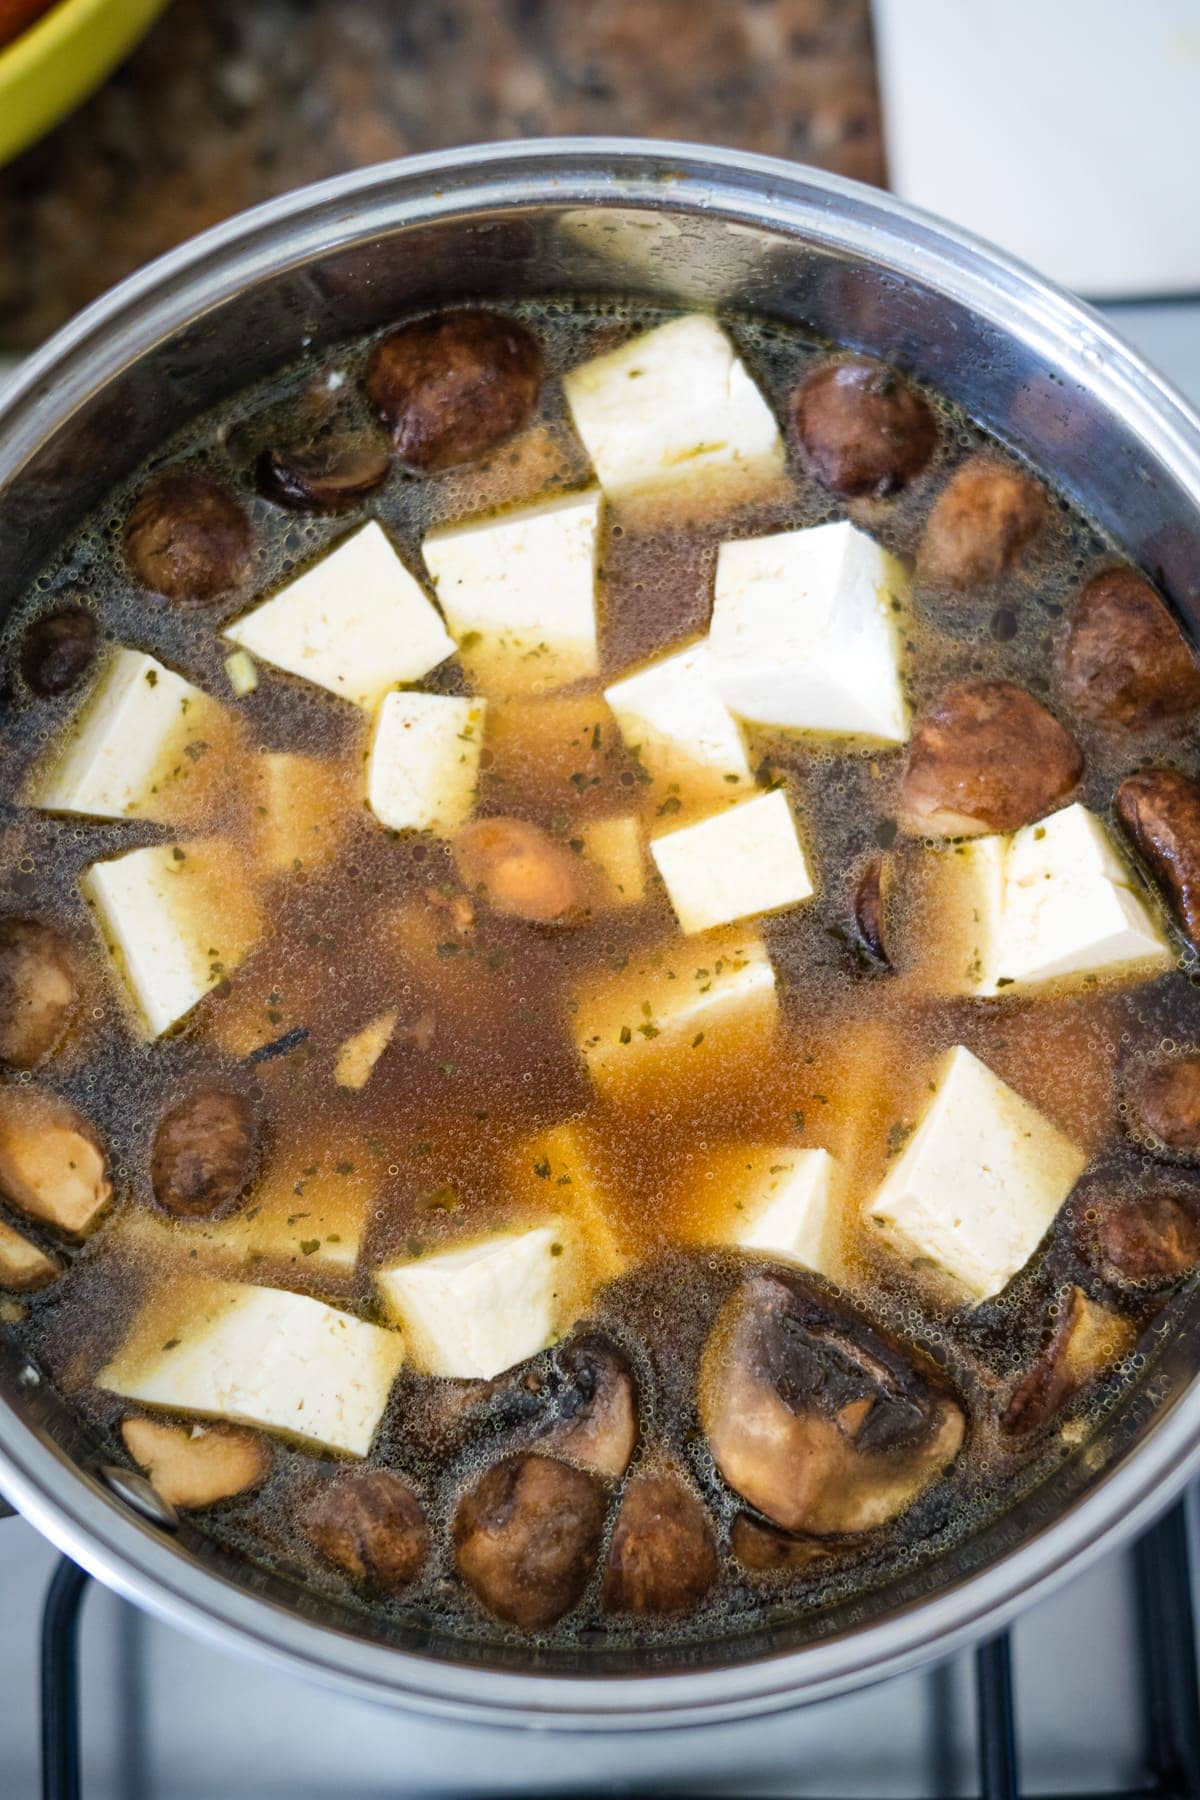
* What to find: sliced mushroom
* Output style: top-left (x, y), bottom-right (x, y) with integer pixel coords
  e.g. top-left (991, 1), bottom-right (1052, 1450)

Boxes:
top-left (1127, 1055), bottom-right (1200, 1154)
top-left (257, 424), bottom-right (390, 512)
top-left (1003, 1287), bottom-right (1136, 1435)
top-left (899, 680), bottom-right (1083, 837)
top-left (443, 1334), bottom-right (638, 1479)
top-left (0, 1086), bottom-right (110, 1236)
top-left (700, 1272), bottom-right (965, 1536)
top-left (452, 817), bottom-right (588, 925)
top-left (0, 918), bottom-right (76, 1069)
top-left (121, 1416), bottom-right (272, 1509)
top-left (20, 608), bottom-right (98, 697)
top-left (918, 455), bottom-right (1047, 588)
top-left (730, 1514), bottom-right (832, 1576)
top-left (365, 310), bottom-right (541, 471)
top-left (451, 1453), bottom-right (606, 1629)
top-left (792, 358), bottom-right (936, 499)
top-left (1059, 569), bottom-right (1200, 730)
top-left (0, 1216), bottom-right (58, 1292)
top-left (853, 857), bottom-right (891, 967)
top-left (150, 1088), bottom-right (259, 1219)
top-left (123, 471), bottom-right (253, 603)
top-left (1116, 767), bottom-right (1200, 950)
top-left (333, 1011), bottom-right (398, 1092)
top-left (1077, 1191), bottom-right (1200, 1293)
top-left (602, 1468), bottom-right (717, 1616)
top-left (304, 1469), bottom-right (429, 1595)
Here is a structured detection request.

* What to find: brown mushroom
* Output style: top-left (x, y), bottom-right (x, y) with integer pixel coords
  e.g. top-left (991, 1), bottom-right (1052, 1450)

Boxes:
top-left (0, 1216), bottom-right (58, 1292)
top-left (1116, 767), bottom-right (1200, 950)
top-left (304, 1469), bottom-right (429, 1595)
top-left (121, 1416), bottom-right (272, 1509)
top-left (853, 857), bottom-right (891, 967)
top-left (602, 1469), bottom-right (717, 1616)
top-left (730, 1514), bottom-right (832, 1577)
top-left (20, 608), bottom-right (98, 697)
top-left (0, 1086), bottom-right (110, 1236)
top-left (700, 1272), bottom-right (964, 1536)
top-left (792, 358), bottom-right (936, 499)
top-left (1003, 1287), bottom-right (1136, 1435)
top-left (123, 471), bottom-right (253, 603)
top-left (451, 1453), bottom-right (606, 1629)
top-left (1077, 1191), bottom-right (1200, 1293)
top-left (257, 425), bottom-right (390, 512)
top-left (1059, 569), bottom-right (1200, 730)
top-left (443, 1333), bottom-right (638, 1480)
top-left (0, 919), bottom-right (76, 1069)
top-left (365, 310), bottom-right (541, 471)
top-left (150, 1088), bottom-right (259, 1219)
top-left (1127, 1056), bottom-right (1200, 1153)
top-left (899, 680), bottom-right (1083, 837)
top-left (452, 817), bottom-right (588, 925)
top-left (918, 455), bottom-right (1048, 588)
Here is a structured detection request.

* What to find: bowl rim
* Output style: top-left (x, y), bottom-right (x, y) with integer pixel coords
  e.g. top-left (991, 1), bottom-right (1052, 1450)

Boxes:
top-left (4, 135), bottom-right (1200, 1728)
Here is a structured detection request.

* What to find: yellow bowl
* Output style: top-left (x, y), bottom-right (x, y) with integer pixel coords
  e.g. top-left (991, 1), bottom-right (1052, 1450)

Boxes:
top-left (0, 0), bottom-right (168, 168)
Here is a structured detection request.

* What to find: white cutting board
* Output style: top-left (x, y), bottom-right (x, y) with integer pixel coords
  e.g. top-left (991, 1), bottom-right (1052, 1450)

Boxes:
top-left (872, 0), bottom-right (1200, 298)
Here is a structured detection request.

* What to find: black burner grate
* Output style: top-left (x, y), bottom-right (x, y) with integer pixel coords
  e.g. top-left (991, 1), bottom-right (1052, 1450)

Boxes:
top-left (33, 1500), bottom-right (1200, 1800)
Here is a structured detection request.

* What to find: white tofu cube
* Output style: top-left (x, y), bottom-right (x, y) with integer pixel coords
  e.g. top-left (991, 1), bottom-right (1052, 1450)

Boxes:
top-left (99, 1278), bottom-right (403, 1457)
top-left (709, 521), bottom-right (910, 744)
top-left (32, 648), bottom-right (224, 823)
top-left (423, 490), bottom-right (602, 698)
top-left (650, 788), bottom-right (813, 934)
top-left (365, 691), bottom-right (485, 835)
top-left (700, 1146), bottom-right (841, 1277)
top-left (224, 521), bottom-right (455, 709)
top-left (865, 1045), bottom-right (1087, 1303)
top-left (572, 927), bottom-right (777, 1102)
top-left (375, 1224), bottom-right (570, 1379)
top-left (579, 815), bottom-right (646, 908)
top-left (252, 750), bottom-right (347, 876)
top-left (604, 640), bottom-right (753, 810)
top-left (81, 841), bottom-right (261, 1038)
top-left (563, 314), bottom-right (785, 511)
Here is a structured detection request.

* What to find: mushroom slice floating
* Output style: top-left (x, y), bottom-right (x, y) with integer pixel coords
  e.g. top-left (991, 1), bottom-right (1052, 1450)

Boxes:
top-left (0, 918), bottom-right (76, 1069)
top-left (451, 1453), bottom-right (607, 1630)
top-left (1116, 767), bottom-right (1200, 952)
top-left (899, 680), bottom-right (1083, 838)
top-left (1076, 1190), bottom-right (1200, 1294)
top-left (439, 1332), bottom-right (638, 1480)
top-left (304, 1469), bottom-right (429, 1596)
top-left (1059, 569), bottom-right (1200, 731)
top-left (120, 1416), bottom-right (272, 1510)
top-left (700, 1272), bottom-right (965, 1536)
top-left (602, 1468), bottom-right (718, 1616)
top-left (918, 455), bottom-right (1047, 589)
top-left (452, 816), bottom-right (589, 925)
top-left (123, 470), bottom-right (253, 604)
top-left (365, 309), bottom-right (541, 471)
top-left (1126, 1055), bottom-right (1200, 1155)
top-left (1003, 1287), bottom-right (1136, 1436)
top-left (792, 358), bottom-right (936, 500)
top-left (0, 1086), bottom-right (111, 1236)
top-left (151, 1088), bottom-right (260, 1219)
top-left (258, 425), bottom-right (390, 512)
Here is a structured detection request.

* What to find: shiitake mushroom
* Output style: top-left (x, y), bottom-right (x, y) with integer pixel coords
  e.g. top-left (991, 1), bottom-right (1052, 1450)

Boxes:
top-left (899, 680), bottom-right (1083, 838)
top-left (20, 607), bottom-right (97, 697)
top-left (439, 1333), bottom-right (638, 1480)
top-left (0, 918), bottom-right (76, 1069)
top-left (918, 455), bottom-right (1047, 588)
top-left (793, 358), bottom-right (936, 500)
top-left (150, 1089), bottom-right (259, 1219)
top-left (123, 470), bottom-right (252, 603)
top-left (1116, 767), bottom-right (1200, 952)
top-left (365, 310), bottom-right (541, 472)
top-left (304, 1469), bottom-right (429, 1596)
top-left (257, 424), bottom-right (390, 512)
top-left (1059, 569), bottom-right (1200, 731)
top-left (451, 1453), bottom-right (606, 1629)
top-left (601, 1469), bottom-right (717, 1616)
top-left (452, 817), bottom-right (588, 925)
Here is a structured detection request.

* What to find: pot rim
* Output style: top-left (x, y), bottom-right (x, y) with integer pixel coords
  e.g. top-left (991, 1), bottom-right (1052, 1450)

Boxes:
top-left (3, 135), bottom-right (1200, 1728)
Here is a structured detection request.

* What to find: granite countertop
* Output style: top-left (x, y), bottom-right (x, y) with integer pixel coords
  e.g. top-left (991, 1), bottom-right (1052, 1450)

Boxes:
top-left (0, 0), bottom-right (883, 351)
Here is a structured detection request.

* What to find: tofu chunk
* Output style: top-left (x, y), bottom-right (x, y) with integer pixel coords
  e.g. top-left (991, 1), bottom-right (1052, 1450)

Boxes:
top-left (865, 1045), bottom-right (1087, 1303)
top-left (650, 789), bottom-right (813, 934)
top-left (508, 1124), bottom-right (627, 1286)
top-left (252, 749), bottom-right (348, 877)
top-left (709, 521), bottom-right (910, 744)
top-left (423, 490), bottom-right (602, 698)
top-left (692, 1146), bottom-right (841, 1278)
top-left (376, 1224), bottom-right (571, 1379)
top-left (81, 841), bottom-right (261, 1038)
top-left (572, 927), bottom-right (777, 1103)
top-left (366, 692), bottom-right (485, 835)
top-left (604, 640), bottom-right (753, 813)
top-left (579, 816), bottom-right (646, 909)
top-left (563, 314), bottom-right (785, 513)
top-left (0, 1216), bottom-right (58, 1291)
top-left (101, 1278), bottom-right (403, 1457)
top-left (31, 648), bottom-right (225, 823)
top-left (224, 521), bottom-right (455, 709)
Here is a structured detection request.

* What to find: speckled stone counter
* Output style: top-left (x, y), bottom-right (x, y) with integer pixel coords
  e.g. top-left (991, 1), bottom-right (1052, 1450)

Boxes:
top-left (0, 0), bottom-right (882, 350)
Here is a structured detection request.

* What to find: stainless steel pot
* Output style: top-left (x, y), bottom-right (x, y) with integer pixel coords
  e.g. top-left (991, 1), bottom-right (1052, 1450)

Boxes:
top-left (2, 138), bottom-right (1200, 1730)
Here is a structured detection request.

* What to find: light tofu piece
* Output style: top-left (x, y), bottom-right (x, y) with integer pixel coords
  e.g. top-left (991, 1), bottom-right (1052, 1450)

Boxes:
top-left (224, 650), bottom-right (258, 697)
top-left (0, 1216), bottom-right (58, 1291)
top-left (693, 1146), bottom-right (841, 1277)
top-left (650, 789), bottom-right (813, 934)
top-left (423, 490), bottom-right (602, 698)
top-left (572, 927), bottom-right (777, 1103)
top-left (252, 750), bottom-right (348, 876)
top-left (99, 1277), bottom-right (403, 1457)
top-left (563, 314), bottom-right (785, 513)
top-left (604, 640), bottom-right (753, 812)
top-left (865, 1045), bottom-right (1087, 1304)
top-left (81, 841), bottom-right (261, 1038)
top-left (334, 1011), bottom-right (398, 1091)
top-left (365, 692), bottom-right (485, 835)
top-left (709, 521), bottom-right (910, 745)
top-left (224, 521), bottom-right (455, 709)
top-left (579, 816), bottom-right (646, 908)
top-left (376, 1224), bottom-right (572, 1379)
top-left (31, 648), bottom-right (225, 823)
top-left (508, 1124), bottom-right (627, 1286)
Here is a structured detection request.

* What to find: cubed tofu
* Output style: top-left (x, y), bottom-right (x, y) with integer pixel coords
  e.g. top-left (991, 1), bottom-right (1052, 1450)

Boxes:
top-left (709, 521), bottom-right (910, 745)
top-left (423, 490), bottom-right (602, 698)
top-left (692, 1146), bottom-right (841, 1277)
top-left (865, 1045), bottom-right (1087, 1304)
top-left (508, 1124), bottom-right (626, 1286)
top-left (334, 1011), bottom-right (397, 1091)
top-left (0, 1216), bottom-right (58, 1291)
top-left (252, 749), bottom-right (348, 877)
top-left (365, 692), bottom-right (485, 835)
top-left (563, 314), bottom-right (785, 513)
top-left (604, 640), bottom-right (753, 812)
top-left (100, 1278), bottom-right (403, 1457)
top-left (579, 816), bottom-right (646, 908)
top-left (224, 521), bottom-right (455, 709)
top-left (31, 648), bottom-right (225, 823)
top-left (81, 841), bottom-right (262, 1038)
top-left (650, 789), bottom-right (813, 934)
top-left (376, 1224), bottom-right (571, 1379)
top-left (572, 927), bottom-right (777, 1103)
